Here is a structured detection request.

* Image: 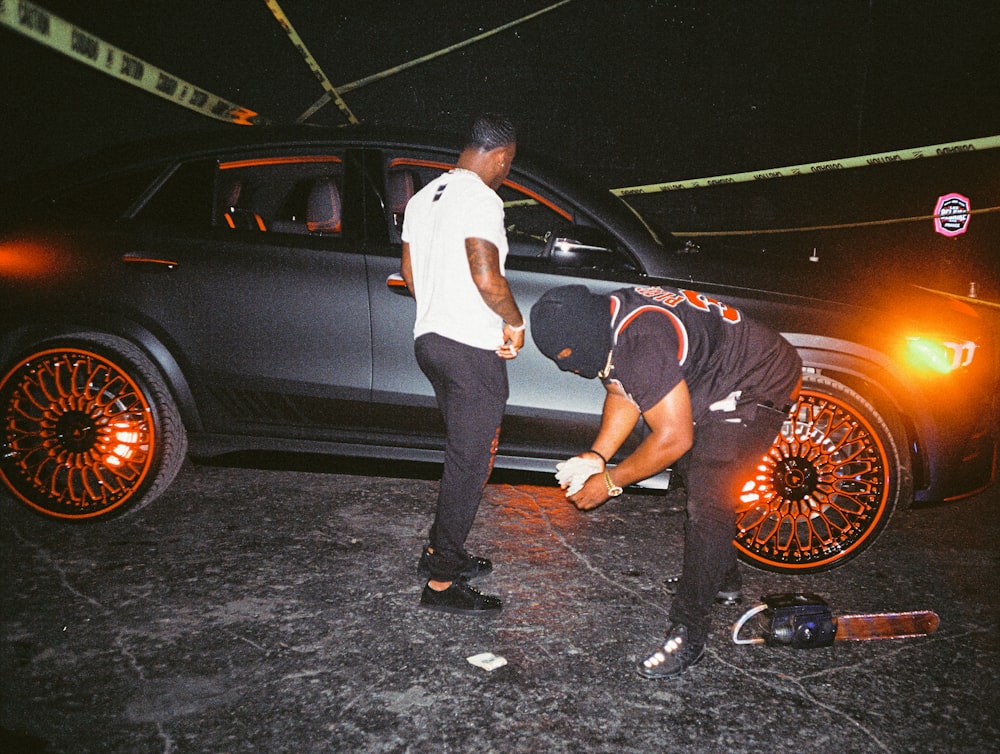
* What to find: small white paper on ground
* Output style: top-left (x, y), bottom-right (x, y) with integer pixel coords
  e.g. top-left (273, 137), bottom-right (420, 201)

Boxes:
top-left (467, 652), bottom-right (508, 671)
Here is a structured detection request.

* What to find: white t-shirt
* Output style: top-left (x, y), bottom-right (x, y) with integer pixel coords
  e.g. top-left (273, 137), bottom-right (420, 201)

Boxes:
top-left (402, 169), bottom-right (509, 350)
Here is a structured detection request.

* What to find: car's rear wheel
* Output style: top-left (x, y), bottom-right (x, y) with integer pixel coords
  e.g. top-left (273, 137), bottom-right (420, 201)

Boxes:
top-left (734, 373), bottom-right (910, 573)
top-left (0, 335), bottom-right (187, 521)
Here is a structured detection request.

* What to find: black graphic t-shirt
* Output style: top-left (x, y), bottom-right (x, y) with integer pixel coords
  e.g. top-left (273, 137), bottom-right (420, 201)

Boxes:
top-left (602, 286), bottom-right (801, 421)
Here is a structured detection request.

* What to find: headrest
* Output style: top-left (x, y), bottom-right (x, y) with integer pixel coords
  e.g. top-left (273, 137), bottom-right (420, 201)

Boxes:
top-left (388, 170), bottom-right (415, 215)
top-left (307, 179), bottom-right (342, 234)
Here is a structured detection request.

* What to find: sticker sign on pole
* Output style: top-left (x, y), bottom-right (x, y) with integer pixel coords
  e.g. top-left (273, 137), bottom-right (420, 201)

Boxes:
top-left (934, 193), bottom-right (971, 237)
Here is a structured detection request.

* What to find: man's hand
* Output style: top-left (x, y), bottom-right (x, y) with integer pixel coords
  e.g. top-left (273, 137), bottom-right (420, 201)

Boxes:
top-left (568, 472), bottom-right (612, 511)
top-left (555, 455), bottom-right (603, 495)
top-left (496, 322), bottom-right (525, 359)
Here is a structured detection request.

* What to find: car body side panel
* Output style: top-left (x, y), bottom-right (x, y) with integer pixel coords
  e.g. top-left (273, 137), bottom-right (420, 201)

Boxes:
top-left (0, 126), bottom-right (995, 504)
top-left (366, 254), bottom-right (639, 460)
top-left (115, 230), bottom-right (373, 426)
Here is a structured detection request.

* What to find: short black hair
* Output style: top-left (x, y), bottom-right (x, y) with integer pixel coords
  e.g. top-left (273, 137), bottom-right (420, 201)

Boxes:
top-left (465, 113), bottom-right (517, 152)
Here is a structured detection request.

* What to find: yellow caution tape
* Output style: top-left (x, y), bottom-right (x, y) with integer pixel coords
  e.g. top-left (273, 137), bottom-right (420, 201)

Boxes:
top-left (503, 136), bottom-right (1000, 215)
top-left (297, 0), bottom-right (575, 123)
top-left (264, 0), bottom-right (358, 125)
top-left (0, 0), bottom-right (265, 125)
top-left (613, 135), bottom-right (1000, 196)
top-left (672, 204), bottom-right (1000, 237)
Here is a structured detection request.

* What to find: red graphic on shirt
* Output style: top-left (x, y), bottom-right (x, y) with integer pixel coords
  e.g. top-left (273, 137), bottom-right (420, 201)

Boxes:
top-left (635, 286), bottom-right (742, 323)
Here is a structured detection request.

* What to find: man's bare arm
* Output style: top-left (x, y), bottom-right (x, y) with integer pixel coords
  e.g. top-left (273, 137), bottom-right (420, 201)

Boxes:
top-left (466, 237), bottom-right (522, 327)
top-left (588, 384), bottom-right (643, 464)
top-left (400, 241), bottom-right (415, 296)
top-left (569, 381), bottom-right (695, 511)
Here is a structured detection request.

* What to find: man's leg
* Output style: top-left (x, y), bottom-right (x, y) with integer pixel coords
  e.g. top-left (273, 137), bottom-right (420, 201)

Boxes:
top-left (640, 406), bottom-right (786, 677)
top-left (670, 407), bottom-right (788, 644)
top-left (669, 479), bottom-right (738, 647)
top-left (415, 334), bottom-right (508, 582)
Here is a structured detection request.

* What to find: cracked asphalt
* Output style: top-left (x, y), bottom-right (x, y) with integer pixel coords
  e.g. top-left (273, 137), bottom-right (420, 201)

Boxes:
top-left (1, 457), bottom-right (998, 753)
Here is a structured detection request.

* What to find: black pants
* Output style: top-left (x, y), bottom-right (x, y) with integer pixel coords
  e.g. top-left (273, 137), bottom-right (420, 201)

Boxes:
top-left (415, 333), bottom-right (509, 581)
top-left (669, 402), bottom-right (791, 646)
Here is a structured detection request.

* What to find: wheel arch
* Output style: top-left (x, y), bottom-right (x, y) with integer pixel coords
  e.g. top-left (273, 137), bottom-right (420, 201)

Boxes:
top-left (788, 335), bottom-right (925, 505)
top-left (0, 317), bottom-right (203, 433)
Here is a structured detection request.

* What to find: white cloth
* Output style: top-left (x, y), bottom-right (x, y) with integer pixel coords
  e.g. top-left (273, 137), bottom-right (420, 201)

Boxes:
top-left (555, 456), bottom-right (604, 496)
top-left (402, 169), bottom-right (509, 350)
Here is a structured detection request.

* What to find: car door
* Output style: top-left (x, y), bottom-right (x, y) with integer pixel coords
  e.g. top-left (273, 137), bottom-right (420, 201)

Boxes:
top-left (365, 149), bottom-right (645, 465)
top-left (122, 153), bottom-right (374, 438)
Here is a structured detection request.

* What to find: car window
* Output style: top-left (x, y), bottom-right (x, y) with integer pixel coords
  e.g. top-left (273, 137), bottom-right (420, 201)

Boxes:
top-left (497, 182), bottom-right (580, 255)
top-left (385, 156), bottom-right (634, 273)
top-left (212, 156), bottom-right (345, 236)
top-left (27, 165), bottom-right (164, 222)
top-left (501, 182), bottom-right (637, 273)
top-left (132, 160), bottom-right (214, 227)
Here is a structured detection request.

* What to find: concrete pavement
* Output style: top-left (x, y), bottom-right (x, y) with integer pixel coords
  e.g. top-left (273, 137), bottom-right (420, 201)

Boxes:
top-left (2, 458), bottom-right (998, 753)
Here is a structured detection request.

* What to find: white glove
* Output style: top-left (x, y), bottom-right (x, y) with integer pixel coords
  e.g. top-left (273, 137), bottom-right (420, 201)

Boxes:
top-left (555, 456), bottom-right (604, 496)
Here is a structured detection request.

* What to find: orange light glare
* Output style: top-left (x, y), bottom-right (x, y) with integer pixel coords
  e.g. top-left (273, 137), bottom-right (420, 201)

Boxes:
top-left (905, 337), bottom-right (978, 374)
top-left (0, 242), bottom-right (61, 280)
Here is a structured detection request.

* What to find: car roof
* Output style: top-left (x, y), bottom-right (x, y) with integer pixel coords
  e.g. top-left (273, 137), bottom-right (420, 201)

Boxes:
top-left (4, 122), bottom-right (665, 256)
top-left (10, 123), bottom-right (585, 196)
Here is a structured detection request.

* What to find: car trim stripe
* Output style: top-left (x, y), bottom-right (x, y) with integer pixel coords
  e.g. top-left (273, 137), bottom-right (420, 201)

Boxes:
top-left (219, 155), bottom-right (343, 170)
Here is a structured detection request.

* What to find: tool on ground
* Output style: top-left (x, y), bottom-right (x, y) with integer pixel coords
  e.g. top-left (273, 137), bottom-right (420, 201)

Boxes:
top-left (731, 592), bottom-right (940, 648)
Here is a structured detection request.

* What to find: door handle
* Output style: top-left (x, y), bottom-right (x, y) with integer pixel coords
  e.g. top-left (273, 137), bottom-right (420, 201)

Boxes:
top-left (121, 253), bottom-right (178, 270)
top-left (387, 272), bottom-right (411, 297)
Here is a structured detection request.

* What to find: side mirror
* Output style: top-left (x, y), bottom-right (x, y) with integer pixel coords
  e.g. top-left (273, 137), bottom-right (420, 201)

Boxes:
top-left (544, 227), bottom-right (616, 269)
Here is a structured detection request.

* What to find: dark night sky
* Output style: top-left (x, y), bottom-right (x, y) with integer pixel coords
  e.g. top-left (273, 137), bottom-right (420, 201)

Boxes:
top-left (2, 1), bottom-right (999, 296)
top-left (3, 0), bottom-right (998, 184)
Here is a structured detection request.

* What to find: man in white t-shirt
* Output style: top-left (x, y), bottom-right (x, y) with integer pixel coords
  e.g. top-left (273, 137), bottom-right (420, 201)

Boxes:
top-left (400, 114), bottom-right (523, 614)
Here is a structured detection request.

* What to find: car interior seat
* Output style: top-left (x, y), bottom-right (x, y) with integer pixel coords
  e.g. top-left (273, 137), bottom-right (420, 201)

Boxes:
top-left (306, 178), bottom-right (342, 234)
top-left (387, 170), bottom-right (415, 233)
top-left (222, 178), bottom-right (266, 231)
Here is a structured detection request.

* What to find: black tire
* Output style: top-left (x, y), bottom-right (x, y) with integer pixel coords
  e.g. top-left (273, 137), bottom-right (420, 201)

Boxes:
top-left (0, 334), bottom-right (187, 521)
top-left (734, 373), bottom-right (911, 574)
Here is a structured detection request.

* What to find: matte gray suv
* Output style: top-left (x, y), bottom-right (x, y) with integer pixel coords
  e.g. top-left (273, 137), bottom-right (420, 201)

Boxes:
top-left (1, 126), bottom-right (995, 574)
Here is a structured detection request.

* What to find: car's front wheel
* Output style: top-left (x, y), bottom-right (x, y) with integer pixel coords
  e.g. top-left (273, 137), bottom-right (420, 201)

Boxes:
top-left (734, 373), bottom-right (911, 573)
top-left (0, 335), bottom-right (187, 521)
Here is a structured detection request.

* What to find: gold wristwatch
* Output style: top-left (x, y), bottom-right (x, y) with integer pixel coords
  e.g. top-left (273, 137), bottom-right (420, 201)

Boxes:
top-left (603, 470), bottom-right (623, 497)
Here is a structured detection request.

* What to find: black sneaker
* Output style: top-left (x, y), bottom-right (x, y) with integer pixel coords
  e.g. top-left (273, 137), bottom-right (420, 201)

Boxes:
top-left (420, 579), bottom-right (502, 614)
top-left (636, 623), bottom-right (705, 679)
top-left (417, 548), bottom-right (493, 581)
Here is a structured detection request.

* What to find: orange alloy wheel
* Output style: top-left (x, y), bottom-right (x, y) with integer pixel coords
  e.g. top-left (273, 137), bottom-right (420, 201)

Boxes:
top-left (734, 384), bottom-right (901, 573)
top-left (1, 347), bottom-right (157, 520)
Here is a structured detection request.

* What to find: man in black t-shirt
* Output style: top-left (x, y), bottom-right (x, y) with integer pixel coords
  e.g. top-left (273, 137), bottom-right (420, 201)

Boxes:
top-left (531, 284), bottom-right (802, 678)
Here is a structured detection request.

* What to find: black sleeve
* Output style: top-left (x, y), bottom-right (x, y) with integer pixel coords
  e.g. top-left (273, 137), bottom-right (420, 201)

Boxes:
top-left (611, 313), bottom-right (685, 413)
